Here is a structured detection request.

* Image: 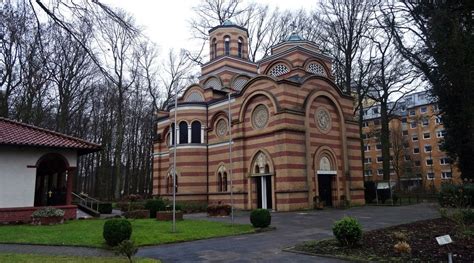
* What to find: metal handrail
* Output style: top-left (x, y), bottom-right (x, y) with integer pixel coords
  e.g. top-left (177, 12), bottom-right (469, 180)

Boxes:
top-left (72, 192), bottom-right (100, 212)
top-left (78, 193), bottom-right (101, 203)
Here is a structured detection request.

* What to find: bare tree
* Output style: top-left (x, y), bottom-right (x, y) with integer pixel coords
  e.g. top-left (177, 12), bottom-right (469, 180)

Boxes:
top-left (159, 49), bottom-right (196, 110)
top-left (366, 24), bottom-right (419, 181)
top-left (190, 0), bottom-right (248, 40)
top-left (319, 0), bottom-right (376, 93)
top-left (47, 22), bottom-right (96, 134)
top-left (0, 0), bottom-right (31, 117)
top-left (97, 9), bottom-right (140, 199)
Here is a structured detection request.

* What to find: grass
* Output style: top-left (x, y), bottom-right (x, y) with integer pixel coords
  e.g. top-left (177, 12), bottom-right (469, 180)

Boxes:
top-left (0, 219), bottom-right (254, 248)
top-left (0, 253), bottom-right (159, 263)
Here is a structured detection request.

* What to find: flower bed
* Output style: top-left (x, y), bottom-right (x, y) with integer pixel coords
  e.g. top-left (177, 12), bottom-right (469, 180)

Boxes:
top-left (207, 204), bottom-right (231, 217)
top-left (292, 218), bottom-right (474, 262)
top-left (31, 207), bottom-right (65, 225)
top-left (156, 211), bottom-right (183, 221)
top-left (123, 210), bottom-right (149, 219)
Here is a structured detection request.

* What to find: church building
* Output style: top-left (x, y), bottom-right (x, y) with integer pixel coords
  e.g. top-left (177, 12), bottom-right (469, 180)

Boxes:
top-left (153, 22), bottom-right (365, 211)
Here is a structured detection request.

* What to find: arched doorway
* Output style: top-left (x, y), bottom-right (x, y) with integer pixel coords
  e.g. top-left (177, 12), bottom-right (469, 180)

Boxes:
top-left (315, 151), bottom-right (338, 207)
top-left (34, 153), bottom-right (69, 207)
top-left (251, 151), bottom-right (273, 209)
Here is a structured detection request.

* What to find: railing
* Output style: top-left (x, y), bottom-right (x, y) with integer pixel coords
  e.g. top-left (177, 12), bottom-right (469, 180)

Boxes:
top-left (72, 192), bottom-right (100, 213)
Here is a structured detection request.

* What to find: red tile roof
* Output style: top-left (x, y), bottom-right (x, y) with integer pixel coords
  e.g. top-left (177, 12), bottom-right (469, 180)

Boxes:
top-left (0, 117), bottom-right (101, 154)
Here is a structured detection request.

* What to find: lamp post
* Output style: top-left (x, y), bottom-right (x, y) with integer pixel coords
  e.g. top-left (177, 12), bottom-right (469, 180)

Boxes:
top-left (227, 89), bottom-right (234, 226)
top-left (170, 75), bottom-right (195, 233)
top-left (172, 84), bottom-right (178, 233)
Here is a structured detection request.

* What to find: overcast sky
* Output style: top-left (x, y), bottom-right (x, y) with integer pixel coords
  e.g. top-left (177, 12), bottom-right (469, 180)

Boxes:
top-left (100, 0), bottom-right (316, 54)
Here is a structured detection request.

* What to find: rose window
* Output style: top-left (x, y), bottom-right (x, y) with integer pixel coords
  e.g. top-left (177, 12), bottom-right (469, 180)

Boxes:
top-left (252, 104), bottom-right (269, 129)
top-left (216, 119), bottom-right (228, 137)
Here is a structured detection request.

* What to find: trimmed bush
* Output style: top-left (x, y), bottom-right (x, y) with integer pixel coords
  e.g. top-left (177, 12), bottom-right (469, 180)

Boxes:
top-left (250, 209), bottom-right (271, 228)
top-left (123, 210), bottom-right (149, 219)
top-left (145, 198), bottom-right (166, 218)
top-left (103, 219), bottom-right (132, 247)
top-left (98, 203), bottom-right (113, 214)
top-left (332, 216), bottom-right (362, 247)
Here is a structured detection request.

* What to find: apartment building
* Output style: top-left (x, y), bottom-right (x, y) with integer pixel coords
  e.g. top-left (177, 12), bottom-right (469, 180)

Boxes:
top-left (362, 91), bottom-right (461, 191)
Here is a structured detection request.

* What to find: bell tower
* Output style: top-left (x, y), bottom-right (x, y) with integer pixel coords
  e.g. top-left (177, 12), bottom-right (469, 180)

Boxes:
top-left (200, 20), bottom-right (258, 90)
top-left (209, 20), bottom-right (249, 61)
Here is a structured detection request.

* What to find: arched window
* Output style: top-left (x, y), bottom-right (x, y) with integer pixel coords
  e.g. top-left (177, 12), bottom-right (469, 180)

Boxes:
top-left (212, 38), bottom-right (217, 58)
top-left (224, 36), bottom-right (230, 56)
top-left (222, 172), bottom-right (228, 192)
top-left (268, 64), bottom-right (290, 77)
top-left (232, 76), bottom-right (249, 91)
top-left (306, 62), bottom-right (327, 77)
top-left (217, 166), bottom-right (227, 192)
top-left (238, 37), bottom-right (243, 58)
top-left (218, 172), bottom-right (222, 192)
top-left (179, 121), bottom-right (188, 144)
top-left (170, 123), bottom-right (175, 146)
top-left (185, 91), bottom-right (204, 102)
top-left (204, 77), bottom-right (223, 90)
top-left (191, 121), bottom-right (201, 143)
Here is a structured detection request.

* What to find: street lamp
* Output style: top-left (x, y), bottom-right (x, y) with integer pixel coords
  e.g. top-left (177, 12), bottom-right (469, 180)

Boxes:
top-left (226, 88), bottom-right (234, 226)
top-left (170, 75), bottom-right (195, 233)
top-left (172, 84), bottom-right (178, 233)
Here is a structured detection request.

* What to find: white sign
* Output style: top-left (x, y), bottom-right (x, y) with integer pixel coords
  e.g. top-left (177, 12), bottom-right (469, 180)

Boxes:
top-left (436, 235), bottom-right (452, 245)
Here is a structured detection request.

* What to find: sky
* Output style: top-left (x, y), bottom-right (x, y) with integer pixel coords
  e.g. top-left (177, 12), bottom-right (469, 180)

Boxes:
top-left (100, 0), bottom-right (316, 54)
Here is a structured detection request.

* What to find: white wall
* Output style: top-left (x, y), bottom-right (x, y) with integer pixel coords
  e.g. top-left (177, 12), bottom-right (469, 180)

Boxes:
top-left (0, 146), bottom-right (77, 208)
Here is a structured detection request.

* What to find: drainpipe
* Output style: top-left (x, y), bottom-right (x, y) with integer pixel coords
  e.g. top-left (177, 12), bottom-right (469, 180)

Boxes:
top-left (206, 105), bottom-right (209, 204)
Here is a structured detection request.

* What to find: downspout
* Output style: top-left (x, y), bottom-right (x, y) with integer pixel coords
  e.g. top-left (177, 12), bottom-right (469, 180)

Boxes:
top-left (206, 105), bottom-right (209, 204)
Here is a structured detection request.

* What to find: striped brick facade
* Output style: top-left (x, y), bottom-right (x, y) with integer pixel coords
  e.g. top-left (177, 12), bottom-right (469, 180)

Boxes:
top-left (153, 24), bottom-right (365, 211)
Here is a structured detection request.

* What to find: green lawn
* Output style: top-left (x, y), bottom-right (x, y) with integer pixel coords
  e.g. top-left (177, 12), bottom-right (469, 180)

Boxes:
top-left (0, 219), bottom-right (254, 248)
top-left (0, 253), bottom-right (159, 263)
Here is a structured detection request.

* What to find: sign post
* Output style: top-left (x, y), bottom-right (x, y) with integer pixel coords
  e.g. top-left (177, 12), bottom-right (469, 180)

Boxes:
top-left (436, 234), bottom-right (453, 263)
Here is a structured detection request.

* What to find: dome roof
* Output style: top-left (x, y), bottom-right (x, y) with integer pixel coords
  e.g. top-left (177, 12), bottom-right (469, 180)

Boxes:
top-left (222, 20), bottom-right (235, 26)
top-left (287, 32), bottom-right (303, 41)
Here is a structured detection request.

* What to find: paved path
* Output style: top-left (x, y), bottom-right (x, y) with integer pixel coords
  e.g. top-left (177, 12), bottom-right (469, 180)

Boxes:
top-left (0, 203), bottom-right (439, 262)
top-left (138, 203), bottom-right (439, 262)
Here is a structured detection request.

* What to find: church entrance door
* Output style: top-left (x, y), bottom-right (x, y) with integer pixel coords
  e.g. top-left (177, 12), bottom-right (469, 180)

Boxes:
top-left (318, 174), bottom-right (333, 207)
top-left (256, 175), bottom-right (272, 209)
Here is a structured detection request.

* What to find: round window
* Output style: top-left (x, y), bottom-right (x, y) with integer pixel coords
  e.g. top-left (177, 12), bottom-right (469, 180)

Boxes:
top-left (315, 107), bottom-right (332, 133)
top-left (216, 119), bottom-right (228, 137)
top-left (252, 104), bottom-right (269, 129)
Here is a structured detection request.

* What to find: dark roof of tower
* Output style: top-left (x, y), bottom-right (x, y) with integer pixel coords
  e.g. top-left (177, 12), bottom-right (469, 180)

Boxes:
top-left (208, 20), bottom-right (249, 35)
top-left (287, 32), bottom-right (304, 41)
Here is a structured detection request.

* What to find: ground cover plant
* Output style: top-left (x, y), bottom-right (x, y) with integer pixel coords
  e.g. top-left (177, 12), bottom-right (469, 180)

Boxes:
top-left (0, 219), bottom-right (254, 248)
top-left (292, 218), bottom-right (473, 262)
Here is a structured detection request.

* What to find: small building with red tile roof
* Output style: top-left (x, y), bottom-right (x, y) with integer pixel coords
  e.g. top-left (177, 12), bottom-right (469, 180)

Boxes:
top-left (0, 117), bottom-right (101, 223)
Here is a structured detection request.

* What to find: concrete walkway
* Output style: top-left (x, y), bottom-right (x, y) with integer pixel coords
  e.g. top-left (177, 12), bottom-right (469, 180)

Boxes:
top-left (139, 203), bottom-right (439, 262)
top-left (0, 203), bottom-right (439, 262)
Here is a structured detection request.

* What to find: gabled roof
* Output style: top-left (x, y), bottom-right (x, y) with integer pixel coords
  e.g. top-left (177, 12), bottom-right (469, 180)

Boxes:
top-left (0, 117), bottom-right (101, 155)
